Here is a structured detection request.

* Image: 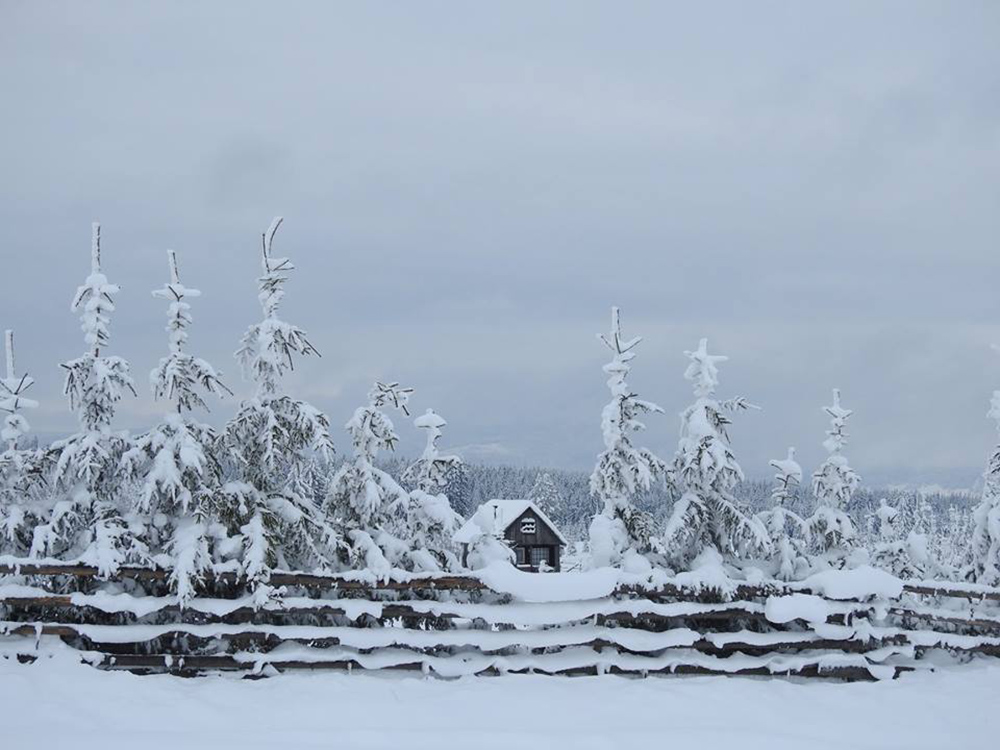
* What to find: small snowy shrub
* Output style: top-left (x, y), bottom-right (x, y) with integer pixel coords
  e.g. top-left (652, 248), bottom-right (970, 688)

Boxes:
top-left (324, 382), bottom-right (415, 573)
top-left (757, 448), bottom-right (810, 581)
top-left (807, 389), bottom-right (861, 565)
top-left (400, 409), bottom-right (463, 572)
top-left (662, 339), bottom-right (767, 569)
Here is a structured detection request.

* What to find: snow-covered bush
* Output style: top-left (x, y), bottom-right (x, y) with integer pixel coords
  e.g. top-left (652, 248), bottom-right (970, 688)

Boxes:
top-left (806, 389), bottom-right (861, 565)
top-left (324, 381), bottom-right (415, 573)
top-left (36, 224), bottom-right (143, 573)
top-left (662, 339), bottom-right (767, 569)
top-left (222, 218), bottom-right (335, 583)
top-left (587, 307), bottom-right (667, 569)
top-left (121, 250), bottom-right (232, 601)
top-left (457, 502), bottom-right (517, 570)
top-left (968, 385), bottom-right (1000, 585)
top-left (400, 408), bottom-right (463, 571)
top-left (757, 448), bottom-right (809, 581)
top-left (0, 329), bottom-right (44, 555)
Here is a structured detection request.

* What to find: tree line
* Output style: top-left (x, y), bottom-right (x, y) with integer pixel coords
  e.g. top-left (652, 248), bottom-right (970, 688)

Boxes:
top-left (1, 220), bottom-right (998, 603)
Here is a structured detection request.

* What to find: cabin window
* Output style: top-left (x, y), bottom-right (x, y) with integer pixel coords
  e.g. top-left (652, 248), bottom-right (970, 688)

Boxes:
top-left (516, 547), bottom-right (527, 565)
top-left (530, 547), bottom-right (549, 567)
top-left (520, 517), bottom-right (536, 535)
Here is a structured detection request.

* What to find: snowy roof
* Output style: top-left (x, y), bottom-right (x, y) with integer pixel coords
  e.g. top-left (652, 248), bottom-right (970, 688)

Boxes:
top-left (453, 499), bottom-right (568, 546)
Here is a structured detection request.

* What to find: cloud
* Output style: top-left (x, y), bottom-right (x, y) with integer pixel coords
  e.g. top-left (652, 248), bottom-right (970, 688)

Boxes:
top-left (1, 2), bottom-right (998, 483)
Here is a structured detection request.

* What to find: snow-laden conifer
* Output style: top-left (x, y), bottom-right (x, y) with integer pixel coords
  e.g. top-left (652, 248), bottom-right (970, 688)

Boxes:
top-left (587, 308), bottom-right (667, 569)
top-left (868, 498), bottom-right (925, 579)
top-left (968, 375), bottom-right (1000, 585)
top-left (121, 250), bottom-right (231, 601)
top-left (663, 339), bottom-right (767, 568)
top-left (1, 330), bottom-right (38, 452)
top-left (36, 224), bottom-right (143, 573)
top-left (0, 330), bottom-right (43, 555)
top-left (757, 448), bottom-right (809, 580)
top-left (324, 381), bottom-right (414, 572)
top-left (400, 408), bottom-right (463, 571)
top-left (528, 472), bottom-right (562, 519)
top-left (806, 389), bottom-right (860, 563)
top-left (222, 218), bottom-right (335, 584)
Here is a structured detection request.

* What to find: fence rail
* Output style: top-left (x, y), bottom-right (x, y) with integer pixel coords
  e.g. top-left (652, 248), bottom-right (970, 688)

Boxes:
top-left (2, 562), bottom-right (999, 682)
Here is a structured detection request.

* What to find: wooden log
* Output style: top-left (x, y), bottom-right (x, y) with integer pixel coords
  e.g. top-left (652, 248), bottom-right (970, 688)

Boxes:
top-left (5, 562), bottom-right (1000, 602)
top-left (0, 564), bottom-right (169, 581)
top-left (2, 594), bottom-right (783, 630)
top-left (3, 619), bottom-right (910, 662)
top-left (0, 564), bottom-right (486, 592)
top-left (912, 641), bottom-right (1000, 657)
top-left (887, 607), bottom-right (1000, 631)
top-left (617, 582), bottom-right (785, 603)
top-left (3, 623), bottom-right (79, 637)
top-left (0, 595), bottom-right (463, 626)
top-left (91, 652), bottom-right (906, 682)
top-left (902, 583), bottom-right (1000, 603)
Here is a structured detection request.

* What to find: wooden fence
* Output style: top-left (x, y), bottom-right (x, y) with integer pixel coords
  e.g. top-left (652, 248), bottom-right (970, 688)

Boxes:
top-left (2, 562), bottom-right (999, 682)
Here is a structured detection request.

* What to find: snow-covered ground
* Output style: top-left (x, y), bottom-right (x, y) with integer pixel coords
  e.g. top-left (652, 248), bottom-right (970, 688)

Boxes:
top-left (2, 658), bottom-right (997, 749)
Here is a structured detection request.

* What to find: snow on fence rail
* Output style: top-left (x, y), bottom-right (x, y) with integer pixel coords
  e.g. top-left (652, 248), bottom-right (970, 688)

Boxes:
top-left (2, 561), bottom-right (999, 682)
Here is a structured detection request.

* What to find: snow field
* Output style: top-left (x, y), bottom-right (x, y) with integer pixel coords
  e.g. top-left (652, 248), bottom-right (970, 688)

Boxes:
top-left (1, 656), bottom-right (997, 750)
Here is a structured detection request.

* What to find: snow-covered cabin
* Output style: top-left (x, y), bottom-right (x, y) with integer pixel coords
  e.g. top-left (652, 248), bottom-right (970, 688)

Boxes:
top-left (454, 499), bottom-right (567, 572)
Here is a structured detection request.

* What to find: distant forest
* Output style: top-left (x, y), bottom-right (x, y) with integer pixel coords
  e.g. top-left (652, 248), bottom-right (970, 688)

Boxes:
top-left (376, 455), bottom-right (977, 546)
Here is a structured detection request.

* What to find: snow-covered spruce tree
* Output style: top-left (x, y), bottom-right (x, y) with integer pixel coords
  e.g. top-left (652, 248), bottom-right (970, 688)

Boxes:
top-left (399, 408), bottom-right (463, 571)
top-left (121, 250), bottom-right (231, 601)
top-left (588, 307), bottom-right (668, 570)
top-left (968, 384), bottom-right (1000, 585)
top-left (756, 448), bottom-right (809, 581)
top-left (0, 329), bottom-right (43, 555)
top-left (868, 497), bottom-right (927, 579)
top-left (36, 224), bottom-right (143, 573)
top-left (941, 504), bottom-right (972, 572)
top-left (662, 339), bottom-right (767, 569)
top-left (528, 471), bottom-right (562, 519)
top-left (222, 218), bottom-right (335, 585)
top-left (806, 389), bottom-right (861, 564)
top-left (324, 381), bottom-right (415, 573)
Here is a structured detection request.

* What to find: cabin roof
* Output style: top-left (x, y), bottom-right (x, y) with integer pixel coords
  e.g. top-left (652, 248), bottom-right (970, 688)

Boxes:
top-left (453, 499), bottom-right (568, 546)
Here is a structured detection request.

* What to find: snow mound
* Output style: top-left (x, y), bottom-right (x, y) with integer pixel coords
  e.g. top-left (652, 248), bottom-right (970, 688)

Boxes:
top-left (765, 594), bottom-right (832, 624)
top-left (476, 562), bottom-right (621, 602)
top-left (799, 566), bottom-right (904, 601)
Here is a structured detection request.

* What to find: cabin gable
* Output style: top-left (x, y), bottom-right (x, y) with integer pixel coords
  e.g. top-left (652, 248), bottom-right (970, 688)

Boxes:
top-left (503, 508), bottom-right (562, 547)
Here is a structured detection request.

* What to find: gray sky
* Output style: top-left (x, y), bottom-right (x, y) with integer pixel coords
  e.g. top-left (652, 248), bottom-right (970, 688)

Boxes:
top-left (2, 1), bottom-right (998, 485)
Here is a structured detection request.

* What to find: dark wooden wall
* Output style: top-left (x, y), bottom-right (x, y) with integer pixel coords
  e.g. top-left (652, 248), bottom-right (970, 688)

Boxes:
top-left (503, 508), bottom-right (562, 547)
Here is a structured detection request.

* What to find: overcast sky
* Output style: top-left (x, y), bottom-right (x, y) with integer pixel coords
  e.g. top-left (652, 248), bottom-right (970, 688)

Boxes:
top-left (1, 1), bottom-right (998, 485)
